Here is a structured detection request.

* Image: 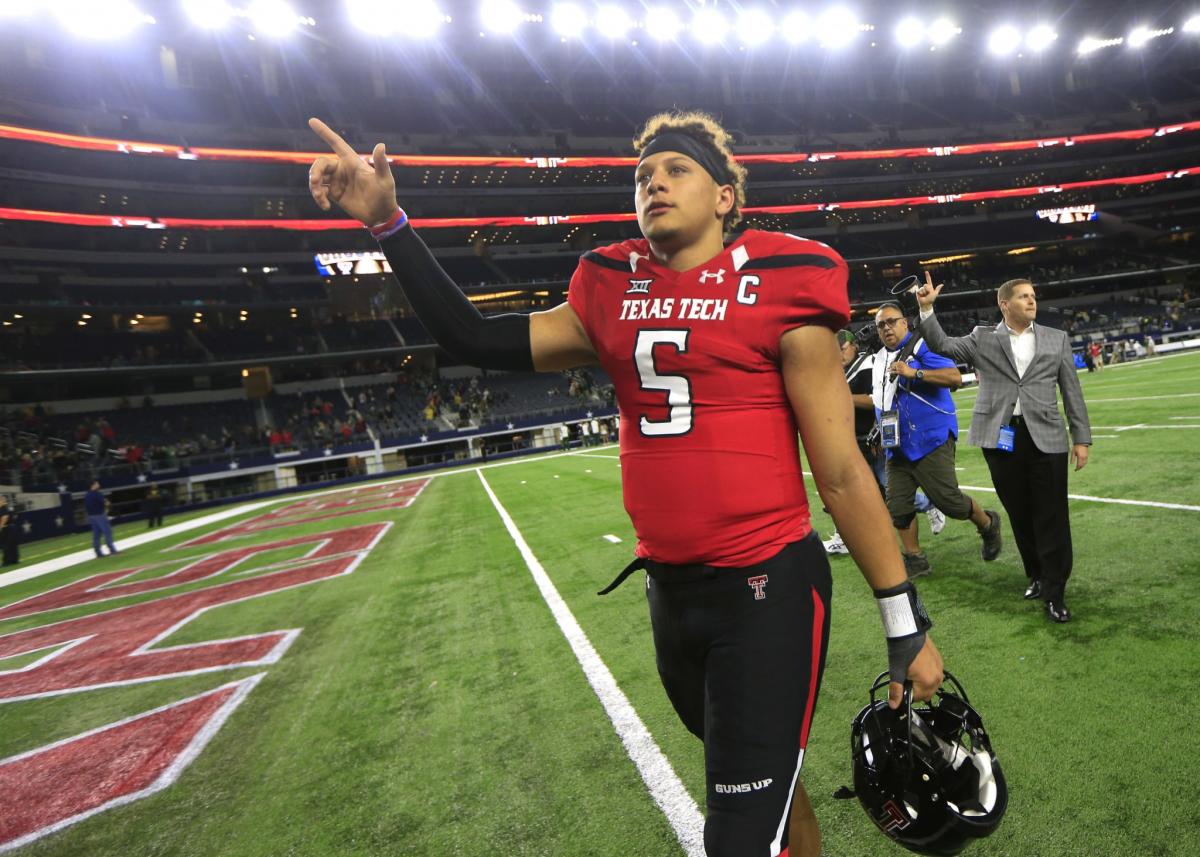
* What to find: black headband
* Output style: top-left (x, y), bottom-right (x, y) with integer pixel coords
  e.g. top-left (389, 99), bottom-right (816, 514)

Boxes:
top-left (638, 132), bottom-right (733, 187)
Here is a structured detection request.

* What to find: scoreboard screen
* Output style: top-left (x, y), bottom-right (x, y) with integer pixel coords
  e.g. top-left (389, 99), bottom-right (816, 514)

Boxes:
top-left (314, 251), bottom-right (393, 277)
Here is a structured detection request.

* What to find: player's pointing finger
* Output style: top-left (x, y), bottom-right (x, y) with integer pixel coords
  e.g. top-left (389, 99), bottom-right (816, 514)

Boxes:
top-left (308, 117), bottom-right (358, 160)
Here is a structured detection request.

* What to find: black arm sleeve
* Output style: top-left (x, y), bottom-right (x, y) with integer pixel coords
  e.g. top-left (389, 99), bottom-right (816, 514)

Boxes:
top-left (377, 225), bottom-right (534, 371)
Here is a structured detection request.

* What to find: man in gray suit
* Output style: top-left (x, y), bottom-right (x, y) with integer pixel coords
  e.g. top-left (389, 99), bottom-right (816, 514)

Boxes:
top-left (915, 275), bottom-right (1092, 623)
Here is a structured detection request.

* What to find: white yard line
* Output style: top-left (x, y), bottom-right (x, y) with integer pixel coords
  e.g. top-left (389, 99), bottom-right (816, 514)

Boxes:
top-left (1085, 392), bottom-right (1200, 403)
top-left (957, 484), bottom-right (1200, 513)
top-left (475, 469), bottom-right (705, 856)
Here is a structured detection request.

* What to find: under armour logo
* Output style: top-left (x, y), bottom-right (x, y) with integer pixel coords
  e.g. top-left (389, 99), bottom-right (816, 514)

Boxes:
top-left (747, 575), bottom-right (768, 600)
top-left (630, 251), bottom-right (650, 272)
top-left (699, 268), bottom-right (725, 285)
top-left (875, 800), bottom-right (911, 834)
top-left (626, 278), bottom-right (653, 294)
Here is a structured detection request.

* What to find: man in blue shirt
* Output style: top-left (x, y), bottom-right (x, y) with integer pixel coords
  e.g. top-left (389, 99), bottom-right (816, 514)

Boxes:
top-left (84, 480), bottom-right (118, 558)
top-left (870, 303), bottom-right (1001, 576)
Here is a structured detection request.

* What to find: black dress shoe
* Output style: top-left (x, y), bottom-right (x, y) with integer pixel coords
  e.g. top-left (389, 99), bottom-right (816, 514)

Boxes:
top-left (1046, 600), bottom-right (1072, 623)
top-left (1023, 580), bottom-right (1042, 600)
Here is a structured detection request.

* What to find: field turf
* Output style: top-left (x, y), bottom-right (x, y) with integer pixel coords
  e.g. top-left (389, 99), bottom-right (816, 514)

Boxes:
top-left (2, 350), bottom-right (1198, 856)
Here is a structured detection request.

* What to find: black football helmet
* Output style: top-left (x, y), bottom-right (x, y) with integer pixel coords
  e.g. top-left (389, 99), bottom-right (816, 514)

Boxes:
top-left (848, 671), bottom-right (1008, 856)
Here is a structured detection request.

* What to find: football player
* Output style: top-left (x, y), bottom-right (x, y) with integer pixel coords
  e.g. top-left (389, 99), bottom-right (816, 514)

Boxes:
top-left (308, 111), bottom-right (945, 857)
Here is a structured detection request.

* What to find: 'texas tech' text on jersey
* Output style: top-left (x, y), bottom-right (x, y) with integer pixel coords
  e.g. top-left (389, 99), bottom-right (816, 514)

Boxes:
top-left (567, 229), bottom-right (851, 566)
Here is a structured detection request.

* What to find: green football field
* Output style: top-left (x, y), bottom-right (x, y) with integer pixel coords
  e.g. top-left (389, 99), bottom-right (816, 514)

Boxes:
top-left (2, 351), bottom-right (1198, 857)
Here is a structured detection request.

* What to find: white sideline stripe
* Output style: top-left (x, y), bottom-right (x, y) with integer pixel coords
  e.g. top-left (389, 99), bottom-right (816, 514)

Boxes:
top-left (602, 534), bottom-right (623, 544)
top-left (475, 469), bottom-right (706, 857)
top-left (958, 484), bottom-right (1200, 513)
top-left (0, 500), bottom-right (278, 590)
top-left (1091, 435), bottom-right (1120, 438)
top-left (1108, 424), bottom-right (1200, 431)
top-left (1086, 392), bottom-right (1200, 403)
top-left (0, 445), bottom-right (622, 592)
top-left (574, 452), bottom-right (621, 460)
top-left (956, 391), bottom-right (1200, 407)
top-left (1170, 415), bottom-right (1200, 420)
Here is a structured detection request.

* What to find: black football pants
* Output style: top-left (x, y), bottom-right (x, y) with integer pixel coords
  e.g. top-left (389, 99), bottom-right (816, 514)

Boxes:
top-left (645, 535), bottom-right (832, 857)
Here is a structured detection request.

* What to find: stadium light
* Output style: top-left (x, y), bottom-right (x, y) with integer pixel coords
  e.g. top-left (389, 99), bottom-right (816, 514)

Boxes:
top-left (1128, 25), bottom-right (1174, 48)
top-left (53, 0), bottom-right (152, 39)
top-left (1078, 35), bottom-right (1123, 55)
top-left (736, 9), bottom-right (774, 46)
top-left (928, 17), bottom-right (959, 46)
top-left (1025, 24), bottom-right (1057, 51)
top-left (0, 0), bottom-right (39, 17)
top-left (550, 2), bottom-right (587, 38)
top-left (644, 6), bottom-right (682, 41)
top-left (1185, 16), bottom-right (1200, 33)
top-left (895, 16), bottom-right (924, 47)
top-left (987, 24), bottom-right (1021, 56)
top-left (403, 1), bottom-right (447, 38)
top-left (350, 0), bottom-right (443, 37)
top-left (781, 10), bottom-right (810, 44)
top-left (692, 8), bottom-right (726, 44)
top-left (183, 0), bottom-right (233, 29)
top-left (818, 6), bottom-right (859, 48)
top-left (481, 0), bottom-right (523, 34)
top-left (248, 0), bottom-right (301, 37)
top-left (595, 4), bottom-right (632, 39)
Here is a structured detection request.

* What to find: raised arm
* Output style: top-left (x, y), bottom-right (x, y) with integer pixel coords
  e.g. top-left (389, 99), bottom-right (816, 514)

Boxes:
top-left (914, 272), bottom-right (979, 365)
top-left (307, 118), bottom-right (596, 372)
top-left (781, 324), bottom-right (944, 708)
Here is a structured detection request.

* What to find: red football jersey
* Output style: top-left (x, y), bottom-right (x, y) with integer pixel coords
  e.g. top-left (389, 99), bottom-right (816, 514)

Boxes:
top-left (567, 229), bottom-right (850, 566)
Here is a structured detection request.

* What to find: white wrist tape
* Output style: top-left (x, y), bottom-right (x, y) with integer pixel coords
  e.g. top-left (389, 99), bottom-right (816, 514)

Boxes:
top-left (874, 581), bottom-right (932, 639)
top-left (877, 593), bottom-right (921, 638)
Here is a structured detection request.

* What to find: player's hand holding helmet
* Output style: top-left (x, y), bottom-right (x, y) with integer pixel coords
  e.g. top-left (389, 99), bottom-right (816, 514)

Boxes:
top-left (307, 117), bottom-right (398, 227)
top-left (844, 671), bottom-right (1008, 856)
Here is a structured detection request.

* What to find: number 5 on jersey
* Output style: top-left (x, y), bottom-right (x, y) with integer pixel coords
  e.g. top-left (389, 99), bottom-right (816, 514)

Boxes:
top-left (634, 329), bottom-right (693, 437)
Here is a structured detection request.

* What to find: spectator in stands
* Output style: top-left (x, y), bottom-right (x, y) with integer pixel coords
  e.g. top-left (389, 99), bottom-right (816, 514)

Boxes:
top-left (0, 495), bottom-right (18, 566)
top-left (84, 479), bottom-right (118, 558)
top-left (143, 485), bottom-right (165, 529)
top-left (917, 276), bottom-right (1091, 623)
top-left (869, 303), bottom-right (1002, 577)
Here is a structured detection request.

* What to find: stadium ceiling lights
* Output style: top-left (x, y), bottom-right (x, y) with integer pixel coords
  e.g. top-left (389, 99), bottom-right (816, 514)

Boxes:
top-left (595, 4), bottom-right (632, 39)
top-left (691, 8), bottom-right (727, 44)
top-left (183, 0), bottom-right (234, 29)
top-left (1025, 24), bottom-right (1057, 52)
top-left (1078, 35), bottom-right (1124, 55)
top-left (736, 9), bottom-right (775, 47)
top-left (53, 0), bottom-right (154, 39)
top-left (1128, 25), bottom-right (1174, 48)
top-left (1186, 16), bottom-right (1200, 33)
top-left (818, 6), bottom-right (861, 48)
top-left (247, 0), bottom-right (303, 37)
top-left (895, 15), bottom-right (959, 48)
top-left (480, 0), bottom-right (524, 34)
top-left (351, 0), bottom-right (447, 38)
top-left (987, 24), bottom-right (1022, 56)
top-left (644, 6), bottom-right (682, 41)
top-left (780, 10), bottom-right (811, 44)
top-left (550, 2), bottom-right (587, 38)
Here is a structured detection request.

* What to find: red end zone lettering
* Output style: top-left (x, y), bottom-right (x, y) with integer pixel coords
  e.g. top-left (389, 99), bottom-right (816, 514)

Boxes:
top-left (176, 479), bottom-right (428, 548)
top-left (0, 675), bottom-right (263, 852)
top-left (0, 521), bottom-right (390, 851)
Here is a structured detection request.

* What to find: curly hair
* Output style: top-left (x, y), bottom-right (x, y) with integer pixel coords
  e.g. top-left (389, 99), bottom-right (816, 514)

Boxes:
top-left (632, 110), bottom-right (748, 235)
